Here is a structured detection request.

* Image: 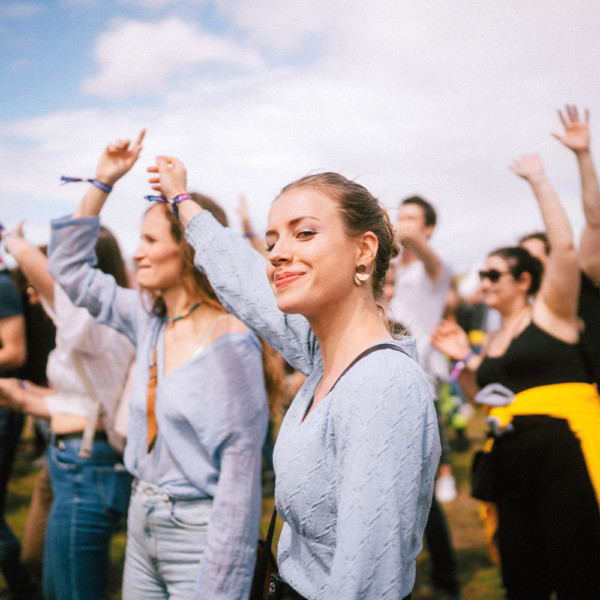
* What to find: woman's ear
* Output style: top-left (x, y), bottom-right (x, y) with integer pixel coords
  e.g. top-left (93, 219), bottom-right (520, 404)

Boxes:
top-left (357, 231), bottom-right (379, 272)
top-left (518, 271), bottom-right (533, 293)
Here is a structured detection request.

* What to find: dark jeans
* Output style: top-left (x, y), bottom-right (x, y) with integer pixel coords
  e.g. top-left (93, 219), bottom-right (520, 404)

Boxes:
top-left (424, 495), bottom-right (460, 596)
top-left (44, 435), bottom-right (132, 600)
top-left (0, 407), bottom-right (38, 598)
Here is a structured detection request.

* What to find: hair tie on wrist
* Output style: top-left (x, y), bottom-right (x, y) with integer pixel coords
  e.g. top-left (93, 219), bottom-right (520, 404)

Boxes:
top-left (61, 176), bottom-right (113, 193)
top-left (144, 193), bottom-right (192, 219)
top-left (244, 231), bottom-right (256, 239)
top-left (449, 350), bottom-right (476, 381)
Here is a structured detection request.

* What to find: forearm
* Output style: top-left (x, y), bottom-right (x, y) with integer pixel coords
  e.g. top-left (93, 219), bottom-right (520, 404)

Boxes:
top-left (185, 212), bottom-right (314, 372)
top-left (528, 177), bottom-right (574, 251)
top-left (3, 236), bottom-right (54, 304)
top-left (0, 346), bottom-right (26, 370)
top-left (576, 150), bottom-right (600, 283)
top-left (0, 380), bottom-right (52, 418)
top-left (402, 237), bottom-right (443, 280)
top-left (72, 185), bottom-right (110, 218)
top-left (457, 363), bottom-right (481, 402)
top-left (0, 316), bottom-right (26, 370)
top-left (194, 426), bottom-right (264, 599)
top-left (576, 150), bottom-right (600, 227)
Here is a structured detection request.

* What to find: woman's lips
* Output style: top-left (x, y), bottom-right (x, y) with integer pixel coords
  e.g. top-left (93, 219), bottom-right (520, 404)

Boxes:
top-left (275, 271), bottom-right (304, 288)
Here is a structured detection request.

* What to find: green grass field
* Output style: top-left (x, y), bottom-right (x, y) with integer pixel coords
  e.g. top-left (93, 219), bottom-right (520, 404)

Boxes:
top-left (2, 409), bottom-right (505, 599)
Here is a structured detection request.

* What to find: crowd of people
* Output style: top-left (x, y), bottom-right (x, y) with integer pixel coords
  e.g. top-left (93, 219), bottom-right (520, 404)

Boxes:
top-left (0, 104), bottom-right (597, 600)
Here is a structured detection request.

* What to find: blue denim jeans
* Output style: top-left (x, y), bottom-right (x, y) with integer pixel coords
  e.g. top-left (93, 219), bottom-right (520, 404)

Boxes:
top-left (122, 479), bottom-right (212, 600)
top-left (43, 435), bottom-right (132, 600)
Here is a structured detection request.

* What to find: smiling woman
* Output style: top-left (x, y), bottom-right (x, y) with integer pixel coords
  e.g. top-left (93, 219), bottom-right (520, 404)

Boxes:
top-left (148, 156), bottom-right (441, 600)
top-left (47, 133), bottom-right (269, 600)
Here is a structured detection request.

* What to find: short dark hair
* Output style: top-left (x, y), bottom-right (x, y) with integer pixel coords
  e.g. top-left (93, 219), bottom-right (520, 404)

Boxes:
top-left (518, 231), bottom-right (550, 255)
top-left (401, 196), bottom-right (437, 227)
top-left (489, 246), bottom-right (543, 295)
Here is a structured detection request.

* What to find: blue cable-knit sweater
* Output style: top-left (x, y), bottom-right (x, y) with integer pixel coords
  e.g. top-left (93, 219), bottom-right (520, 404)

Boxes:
top-left (186, 211), bottom-right (441, 600)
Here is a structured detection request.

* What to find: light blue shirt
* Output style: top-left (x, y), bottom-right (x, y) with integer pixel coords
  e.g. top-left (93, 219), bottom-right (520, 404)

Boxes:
top-left (48, 215), bottom-right (268, 600)
top-left (186, 211), bottom-right (441, 599)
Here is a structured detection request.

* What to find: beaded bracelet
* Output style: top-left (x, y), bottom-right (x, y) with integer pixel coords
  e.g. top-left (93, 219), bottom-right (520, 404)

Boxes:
top-left (61, 176), bottom-right (113, 193)
top-left (449, 350), bottom-right (476, 381)
top-left (144, 193), bottom-right (192, 219)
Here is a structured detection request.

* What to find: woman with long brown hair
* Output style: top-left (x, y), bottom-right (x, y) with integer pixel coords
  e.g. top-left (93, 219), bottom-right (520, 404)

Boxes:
top-left (47, 132), bottom-right (268, 599)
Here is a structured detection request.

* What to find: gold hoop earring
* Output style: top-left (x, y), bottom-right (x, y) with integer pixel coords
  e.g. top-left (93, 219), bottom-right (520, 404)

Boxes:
top-left (354, 264), bottom-right (370, 286)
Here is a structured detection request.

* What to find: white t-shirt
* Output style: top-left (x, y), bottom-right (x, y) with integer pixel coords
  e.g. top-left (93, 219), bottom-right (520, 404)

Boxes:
top-left (388, 258), bottom-right (452, 393)
top-left (42, 283), bottom-right (135, 417)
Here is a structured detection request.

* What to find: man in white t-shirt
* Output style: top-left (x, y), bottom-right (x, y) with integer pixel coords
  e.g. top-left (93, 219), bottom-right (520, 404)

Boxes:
top-left (389, 196), bottom-right (463, 600)
top-left (389, 197), bottom-right (452, 385)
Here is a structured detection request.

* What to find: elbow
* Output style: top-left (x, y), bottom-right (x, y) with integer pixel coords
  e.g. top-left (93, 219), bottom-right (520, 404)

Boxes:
top-left (3, 348), bottom-right (26, 371)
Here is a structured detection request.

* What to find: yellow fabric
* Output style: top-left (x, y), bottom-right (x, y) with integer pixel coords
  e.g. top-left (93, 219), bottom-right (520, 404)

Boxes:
top-left (489, 382), bottom-right (600, 508)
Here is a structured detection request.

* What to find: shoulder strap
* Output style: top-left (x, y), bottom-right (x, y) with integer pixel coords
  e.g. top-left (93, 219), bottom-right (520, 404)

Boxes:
top-left (250, 508), bottom-right (278, 600)
top-left (198, 314), bottom-right (232, 351)
top-left (328, 342), bottom-right (410, 396)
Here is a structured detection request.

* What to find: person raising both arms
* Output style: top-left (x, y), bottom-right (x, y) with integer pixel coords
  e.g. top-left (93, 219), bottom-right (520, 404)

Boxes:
top-left (432, 153), bottom-right (600, 600)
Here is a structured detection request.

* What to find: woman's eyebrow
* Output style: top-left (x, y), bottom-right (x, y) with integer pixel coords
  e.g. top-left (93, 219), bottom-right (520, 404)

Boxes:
top-left (265, 216), bottom-right (319, 238)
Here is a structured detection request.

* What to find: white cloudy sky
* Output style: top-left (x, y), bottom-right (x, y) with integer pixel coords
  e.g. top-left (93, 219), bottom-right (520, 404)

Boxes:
top-left (1, 0), bottom-right (600, 273)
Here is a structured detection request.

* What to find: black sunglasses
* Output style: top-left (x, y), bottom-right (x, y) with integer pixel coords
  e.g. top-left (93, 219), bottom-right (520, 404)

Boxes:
top-left (478, 269), bottom-right (511, 283)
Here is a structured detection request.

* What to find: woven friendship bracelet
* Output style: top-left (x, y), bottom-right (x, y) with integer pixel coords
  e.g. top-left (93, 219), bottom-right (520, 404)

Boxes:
top-left (449, 350), bottom-right (476, 381)
top-left (61, 176), bottom-right (113, 193)
top-left (144, 193), bottom-right (192, 219)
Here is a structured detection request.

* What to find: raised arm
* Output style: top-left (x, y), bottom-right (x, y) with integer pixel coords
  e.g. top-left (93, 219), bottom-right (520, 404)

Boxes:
top-left (552, 105), bottom-right (600, 284)
top-left (147, 156), bottom-right (317, 373)
top-left (2, 222), bottom-right (55, 307)
top-left (510, 154), bottom-right (579, 334)
top-left (73, 129), bottom-right (145, 218)
top-left (396, 220), bottom-right (443, 280)
top-left (236, 194), bottom-right (268, 257)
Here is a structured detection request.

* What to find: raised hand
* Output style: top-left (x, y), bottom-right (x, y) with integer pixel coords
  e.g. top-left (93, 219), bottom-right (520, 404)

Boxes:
top-left (509, 154), bottom-right (546, 184)
top-left (552, 105), bottom-right (590, 154)
top-left (1, 221), bottom-right (25, 246)
top-left (95, 129), bottom-right (146, 187)
top-left (431, 320), bottom-right (472, 361)
top-left (147, 156), bottom-right (187, 201)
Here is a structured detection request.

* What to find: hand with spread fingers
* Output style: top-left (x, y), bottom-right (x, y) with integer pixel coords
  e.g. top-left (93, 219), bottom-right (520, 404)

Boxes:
top-left (509, 153), bottom-right (547, 184)
top-left (552, 104), bottom-right (590, 154)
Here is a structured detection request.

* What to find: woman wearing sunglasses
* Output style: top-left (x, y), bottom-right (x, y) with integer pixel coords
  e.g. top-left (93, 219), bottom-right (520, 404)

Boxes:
top-left (432, 154), bottom-right (600, 599)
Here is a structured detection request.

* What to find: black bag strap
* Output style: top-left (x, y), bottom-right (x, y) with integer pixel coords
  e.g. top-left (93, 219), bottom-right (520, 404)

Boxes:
top-left (250, 508), bottom-right (278, 599)
top-left (251, 342), bottom-right (411, 597)
top-left (327, 342), bottom-right (410, 396)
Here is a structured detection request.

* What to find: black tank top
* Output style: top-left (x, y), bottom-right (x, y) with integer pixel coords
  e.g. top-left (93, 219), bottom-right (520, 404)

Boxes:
top-left (477, 321), bottom-right (592, 394)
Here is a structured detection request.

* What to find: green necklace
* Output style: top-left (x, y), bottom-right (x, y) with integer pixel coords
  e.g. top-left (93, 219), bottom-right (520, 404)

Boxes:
top-left (165, 301), bottom-right (201, 324)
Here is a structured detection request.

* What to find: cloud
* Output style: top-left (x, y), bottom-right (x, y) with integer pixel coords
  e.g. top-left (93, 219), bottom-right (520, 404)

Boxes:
top-left (3, 0), bottom-right (600, 271)
top-left (0, 2), bottom-right (45, 19)
top-left (81, 17), bottom-right (265, 99)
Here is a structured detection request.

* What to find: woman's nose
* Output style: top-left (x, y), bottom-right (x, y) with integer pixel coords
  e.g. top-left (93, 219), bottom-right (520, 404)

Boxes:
top-left (268, 238), bottom-right (291, 265)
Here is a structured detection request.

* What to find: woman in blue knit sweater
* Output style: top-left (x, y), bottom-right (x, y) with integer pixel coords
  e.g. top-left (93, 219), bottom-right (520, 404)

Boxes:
top-left (149, 156), bottom-right (440, 600)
